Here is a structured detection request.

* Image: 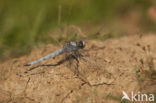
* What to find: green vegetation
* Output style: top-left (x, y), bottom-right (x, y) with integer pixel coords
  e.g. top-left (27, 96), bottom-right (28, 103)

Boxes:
top-left (0, 0), bottom-right (154, 60)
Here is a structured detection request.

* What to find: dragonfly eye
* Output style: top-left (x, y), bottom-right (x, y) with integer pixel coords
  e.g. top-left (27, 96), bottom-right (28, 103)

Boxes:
top-left (78, 40), bottom-right (85, 48)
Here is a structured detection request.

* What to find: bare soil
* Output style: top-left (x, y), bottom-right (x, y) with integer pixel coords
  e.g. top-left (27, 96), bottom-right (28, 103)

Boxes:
top-left (0, 34), bottom-right (156, 103)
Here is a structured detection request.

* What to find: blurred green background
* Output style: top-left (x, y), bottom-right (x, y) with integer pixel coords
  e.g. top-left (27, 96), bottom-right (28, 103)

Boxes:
top-left (0, 0), bottom-right (155, 60)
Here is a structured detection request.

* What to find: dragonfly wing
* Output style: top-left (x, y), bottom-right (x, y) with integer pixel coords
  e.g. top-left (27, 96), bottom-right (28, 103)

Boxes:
top-left (64, 53), bottom-right (80, 75)
top-left (78, 54), bottom-right (115, 85)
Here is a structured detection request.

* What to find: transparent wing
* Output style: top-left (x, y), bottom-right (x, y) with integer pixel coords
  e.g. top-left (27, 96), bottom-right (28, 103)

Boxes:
top-left (65, 50), bottom-right (115, 86)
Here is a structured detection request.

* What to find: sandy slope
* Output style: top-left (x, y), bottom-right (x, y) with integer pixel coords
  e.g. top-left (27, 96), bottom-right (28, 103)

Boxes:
top-left (0, 34), bottom-right (156, 103)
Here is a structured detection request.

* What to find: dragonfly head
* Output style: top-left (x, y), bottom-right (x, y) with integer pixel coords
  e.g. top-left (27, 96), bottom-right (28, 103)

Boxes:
top-left (78, 40), bottom-right (85, 49)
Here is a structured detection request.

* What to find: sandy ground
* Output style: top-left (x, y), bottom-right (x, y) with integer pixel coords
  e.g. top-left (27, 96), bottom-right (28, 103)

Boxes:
top-left (0, 34), bottom-right (156, 103)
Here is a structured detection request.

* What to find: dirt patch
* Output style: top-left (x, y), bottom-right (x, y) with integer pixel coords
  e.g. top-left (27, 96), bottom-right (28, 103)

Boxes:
top-left (0, 34), bottom-right (156, 103)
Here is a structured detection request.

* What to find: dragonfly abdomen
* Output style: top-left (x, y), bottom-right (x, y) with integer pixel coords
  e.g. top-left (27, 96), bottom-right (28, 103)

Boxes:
top-left (25, 48), bottom-right (63, 66)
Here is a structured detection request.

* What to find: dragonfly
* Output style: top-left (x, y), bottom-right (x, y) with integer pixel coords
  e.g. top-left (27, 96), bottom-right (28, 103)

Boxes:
top-left (25, 40), bottom-right (85, 66)
top-left (25, 40), bottom-right (86, 73)
top-left (25, 40), bottom-right (114, 85)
